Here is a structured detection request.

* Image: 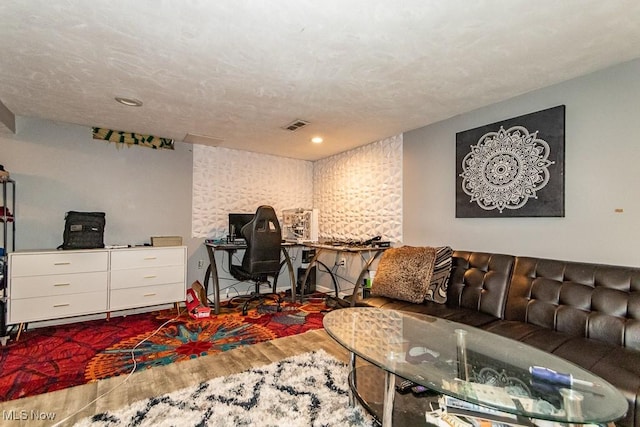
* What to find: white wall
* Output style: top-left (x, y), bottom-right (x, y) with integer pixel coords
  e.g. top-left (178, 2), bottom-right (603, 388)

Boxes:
top-left (403, 58), bottom-right (640, 266)
top-left (191, 145), bottom-right (313, 239)
top-left (313, 135), bottom-right (403, 243)
top-left (190, 144), bottom-right (313, 298)
top-left (312, 135), bottom-right (403, 297)
top-left (0, 117), bottom-right (199, 281)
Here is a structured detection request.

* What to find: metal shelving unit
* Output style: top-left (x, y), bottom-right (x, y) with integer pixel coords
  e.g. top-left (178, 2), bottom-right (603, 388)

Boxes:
top-left (1, 178), bottom-right (15, 345)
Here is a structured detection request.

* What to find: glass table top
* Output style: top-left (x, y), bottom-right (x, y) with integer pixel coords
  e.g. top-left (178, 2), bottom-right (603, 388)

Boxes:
top-left (323, 307), bottom-right (628, 425)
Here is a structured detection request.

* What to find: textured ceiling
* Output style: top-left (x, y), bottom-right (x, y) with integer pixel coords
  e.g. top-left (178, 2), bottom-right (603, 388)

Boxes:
top-left (1, 1), bottom-right (640, 160)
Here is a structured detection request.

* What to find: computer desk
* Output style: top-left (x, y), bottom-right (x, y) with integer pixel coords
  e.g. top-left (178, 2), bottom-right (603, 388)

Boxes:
top-left (204, 241), bottom-right (388, 314)
top-left (203, 241), bottom-right (297, 314)
top-left (299, 243), bottom-right (388, 301)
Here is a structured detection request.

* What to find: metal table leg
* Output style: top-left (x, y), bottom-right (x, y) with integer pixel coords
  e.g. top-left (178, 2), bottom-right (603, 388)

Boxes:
top-left (348, 351), bottom-right (357, 406)
top-left (351, 249), bottom-right (386, 305)
top-left (280, 246), bottom-right (296, 303)
top-left (204, 245), bottom-right (221, 315)
top-left (383, 370), bottom-right (396, 426)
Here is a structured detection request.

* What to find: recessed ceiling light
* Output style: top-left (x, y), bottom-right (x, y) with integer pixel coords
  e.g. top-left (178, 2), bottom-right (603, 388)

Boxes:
top-left (114, 96), bottom-right (143, 107)
top-left (311, 136), bottom-right (323, 144)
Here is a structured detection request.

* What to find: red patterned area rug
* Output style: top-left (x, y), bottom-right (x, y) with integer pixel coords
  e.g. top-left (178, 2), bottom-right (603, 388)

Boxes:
top-left (0, 294), bottom-right (330, 402)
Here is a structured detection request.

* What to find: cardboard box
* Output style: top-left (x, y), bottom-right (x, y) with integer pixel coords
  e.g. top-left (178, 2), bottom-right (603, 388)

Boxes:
top-left (151, 236), bottom-right (183, 246)
top-left (185, 281), bottom-right (211, 319)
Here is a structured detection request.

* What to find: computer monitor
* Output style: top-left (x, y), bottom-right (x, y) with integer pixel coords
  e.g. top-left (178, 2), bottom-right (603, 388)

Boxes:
top-left (228, 213), bottom-right (254, 242)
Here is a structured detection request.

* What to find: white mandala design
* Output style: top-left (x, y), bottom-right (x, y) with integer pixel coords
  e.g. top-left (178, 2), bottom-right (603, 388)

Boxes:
top-left (460, 126), bottom-right (554, 212)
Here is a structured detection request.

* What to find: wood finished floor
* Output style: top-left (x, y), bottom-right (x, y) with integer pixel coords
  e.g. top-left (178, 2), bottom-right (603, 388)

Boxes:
top-left (0, 329), bottom-right (350, 427)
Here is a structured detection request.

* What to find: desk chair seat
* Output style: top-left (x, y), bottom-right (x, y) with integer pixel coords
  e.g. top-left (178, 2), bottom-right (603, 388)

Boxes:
top-left (228, 205), bottom-right (283, 315)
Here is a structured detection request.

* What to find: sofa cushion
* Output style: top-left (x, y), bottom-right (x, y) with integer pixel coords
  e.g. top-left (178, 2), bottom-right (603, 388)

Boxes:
top-left (483, 320), bottom-right (575, 353)
top-left (590, 347), bottom-right (640, 427)
top-left (371, 246), bottom-right (436, 304)
top-left (357, 296), bottom-right (500, 328)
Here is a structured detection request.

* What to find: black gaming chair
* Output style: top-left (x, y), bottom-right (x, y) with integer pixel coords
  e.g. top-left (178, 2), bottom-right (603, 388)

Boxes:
top-left (229, 205), bottom-right (283, 315)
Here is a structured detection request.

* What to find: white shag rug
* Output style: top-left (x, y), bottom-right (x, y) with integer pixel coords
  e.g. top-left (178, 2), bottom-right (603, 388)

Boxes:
top-left (74, 349), bottom-right (377, 427)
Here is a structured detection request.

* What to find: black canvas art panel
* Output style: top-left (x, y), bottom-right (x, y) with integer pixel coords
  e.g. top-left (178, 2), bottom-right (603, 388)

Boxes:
top-left (456, 105), bottom-right (565, 218)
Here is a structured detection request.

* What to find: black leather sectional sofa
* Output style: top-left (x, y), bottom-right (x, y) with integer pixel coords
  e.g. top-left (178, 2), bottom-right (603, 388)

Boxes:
top-left (352, 250), bottom-right (640, 426)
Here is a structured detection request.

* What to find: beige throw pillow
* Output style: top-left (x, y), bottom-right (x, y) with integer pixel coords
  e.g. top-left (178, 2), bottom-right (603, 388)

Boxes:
top-left (371, 246), bottom-right (436, 303)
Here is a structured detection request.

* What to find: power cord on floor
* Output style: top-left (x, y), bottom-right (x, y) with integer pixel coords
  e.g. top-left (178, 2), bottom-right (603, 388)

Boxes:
top-left (51, 307), bottom-right (184, 427)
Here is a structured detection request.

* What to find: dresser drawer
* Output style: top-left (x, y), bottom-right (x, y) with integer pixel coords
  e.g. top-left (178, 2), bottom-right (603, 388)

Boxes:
top-left (10, 251), bottom-right (108, 277)
top-left (110, 265), bottom-right (185, 290)
top-left (10, 271), bottom-right (107, 298)
top-left (110, 283), bottom-right (185, 311)
top-left (110, 247), bottom-right (185, 270)
top-left (8, 291), bottom-right (108, 324)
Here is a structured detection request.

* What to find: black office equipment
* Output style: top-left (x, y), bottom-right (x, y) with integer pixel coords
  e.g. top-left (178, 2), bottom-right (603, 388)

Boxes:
top-left (58, 211), bottom-right (106, 250)
top-left (228, 213), bottom-right (254, 243)
top-left (297, 248), bottom-right (316, 295)
top-left (297, 266), bottom-right (316, 294)
top-left (229, 206), bottom-right (283, 315)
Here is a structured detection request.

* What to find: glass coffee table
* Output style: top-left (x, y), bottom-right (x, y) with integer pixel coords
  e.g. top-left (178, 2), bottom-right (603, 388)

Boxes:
top-left (323, 308), bottom-right (628, 426)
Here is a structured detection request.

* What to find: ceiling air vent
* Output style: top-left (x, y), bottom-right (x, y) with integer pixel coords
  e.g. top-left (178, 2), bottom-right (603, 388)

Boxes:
top-left (282, 119), bottom-right (310, 132)
top-left (183, 133), bottom-right (224, 146)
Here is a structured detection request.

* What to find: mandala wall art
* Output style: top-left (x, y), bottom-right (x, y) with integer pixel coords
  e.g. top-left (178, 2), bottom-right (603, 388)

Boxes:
top-left (456, 105), bottom-right (565, 218)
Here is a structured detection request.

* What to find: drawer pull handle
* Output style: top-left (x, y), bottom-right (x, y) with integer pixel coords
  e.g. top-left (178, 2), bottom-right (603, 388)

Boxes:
top-left (144, 293), bottom-right (157, 297)
top-left (144, 257), bottom-right (157, 260)
top-left (53, 303), bottom-right (70, 308)
top-left (54, 262), bottom-right (71, 266)
top-left (54, 283), bottom-right (71, 287)
top-left (144, 275), bottom-right (157, 279)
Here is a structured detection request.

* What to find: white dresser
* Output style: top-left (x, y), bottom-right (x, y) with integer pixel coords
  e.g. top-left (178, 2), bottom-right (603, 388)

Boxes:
top-left (7, 246), bottom-right (187, 329)
top-left (109, 247), bottom-right (186, 311)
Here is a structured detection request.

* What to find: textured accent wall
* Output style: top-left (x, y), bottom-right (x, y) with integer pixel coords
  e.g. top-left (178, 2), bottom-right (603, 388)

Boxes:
top-left (191, 136), bottom-right (403, 298)
top-left (192, 135), bottom-right (403, 245)
top-left (313, 135), bottom-right (403, 243)
top-left (192, 145), bottom-right (313, 238)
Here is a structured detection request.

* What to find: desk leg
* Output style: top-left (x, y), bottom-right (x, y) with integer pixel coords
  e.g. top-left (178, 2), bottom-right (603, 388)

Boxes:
top-left (316, 260), bottom-right (339, 297)
top-left (383, 370), bottom-right (396, 427)
top-left (205, 245), bottom-right (221, 315)
top-left (281, 247), bottom-right (296, 304)
top-left (300, 258), bottom-right (338, 297)
top-left (300, 248), bottom-right (324, 300)
top-left (351, 249), bottom-right (386, 306)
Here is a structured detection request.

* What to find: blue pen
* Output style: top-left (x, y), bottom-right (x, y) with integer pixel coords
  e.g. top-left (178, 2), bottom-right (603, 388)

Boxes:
top-left (529, 366), bottom-right (598, 388)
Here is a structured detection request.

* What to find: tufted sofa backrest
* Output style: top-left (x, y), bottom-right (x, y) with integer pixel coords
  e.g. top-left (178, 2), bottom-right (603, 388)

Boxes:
top-left (448, 251), bottom-right (514, 318)
top-left (505, 256), bottom-right (640, 350)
